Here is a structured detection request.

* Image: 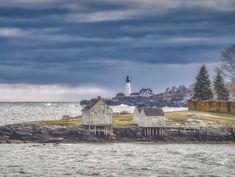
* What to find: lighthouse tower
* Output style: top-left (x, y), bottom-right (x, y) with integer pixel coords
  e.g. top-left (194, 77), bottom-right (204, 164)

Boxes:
top-left (125, 76), bottom-right (131, 96)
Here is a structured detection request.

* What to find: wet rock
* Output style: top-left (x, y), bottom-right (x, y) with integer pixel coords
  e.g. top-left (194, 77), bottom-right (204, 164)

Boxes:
top-left (10, 131), bottom-right (34, 141)
top-left (0, 126), bottom-right (12, 136)
top-left (0, 122), bottom-right (235, 143)
top-left (126, 128), bottom-right (136, 137)
top-left (113, 127), bottom-right (141, 140)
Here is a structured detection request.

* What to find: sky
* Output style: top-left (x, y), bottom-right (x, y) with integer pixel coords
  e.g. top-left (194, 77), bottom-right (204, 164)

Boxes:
top-left (0, 0), bottom-right (235, 101)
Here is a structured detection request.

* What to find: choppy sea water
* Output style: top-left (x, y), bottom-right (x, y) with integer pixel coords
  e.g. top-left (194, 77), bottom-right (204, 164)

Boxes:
top-left (0, 143), bottom-right (234, 177)
top-left (0, 102), bottom-right (82, 125)
top-left (0, 102), bottom-right (187, 125)
top-left (0, 103), bottom-right (233, 177)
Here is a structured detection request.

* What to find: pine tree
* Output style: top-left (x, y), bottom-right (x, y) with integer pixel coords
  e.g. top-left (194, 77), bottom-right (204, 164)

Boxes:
top-left (213, 71), bottom-right (229, 100)
top-left (193, 65), bottom-right (213, 100)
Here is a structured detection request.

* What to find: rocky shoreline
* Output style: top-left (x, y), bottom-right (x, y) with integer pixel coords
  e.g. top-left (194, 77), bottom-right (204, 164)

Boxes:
top-left (1, 123), bottom-right (235, 144)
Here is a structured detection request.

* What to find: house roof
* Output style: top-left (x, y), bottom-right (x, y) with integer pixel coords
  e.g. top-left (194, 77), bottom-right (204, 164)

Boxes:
top-left (81, 98), bottom-right (113, 112)
top-left (142, 108), bottom-right (165, 116)
top-left (81, 99), bottom-right (100, 112)
top-left (136, 107), bottom-right (142, 113)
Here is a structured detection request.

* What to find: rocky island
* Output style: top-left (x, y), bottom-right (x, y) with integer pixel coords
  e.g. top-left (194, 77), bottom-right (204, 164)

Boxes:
top-left (1, 111), bottom-right (235, 144)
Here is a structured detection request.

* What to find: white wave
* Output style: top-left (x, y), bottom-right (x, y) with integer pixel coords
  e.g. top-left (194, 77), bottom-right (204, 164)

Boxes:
top-left (110, 105), bottom-right (135, 113)
top-left (44, 103), bottom-right (52, 106)
top-left (110, 105), bottom-right (188, 113)
top-left (162, 107), bottom-right (188, 112)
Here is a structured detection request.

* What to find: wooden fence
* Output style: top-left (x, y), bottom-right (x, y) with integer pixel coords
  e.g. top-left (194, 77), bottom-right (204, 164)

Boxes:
top-left (188, 100), bottom-right (235, 114)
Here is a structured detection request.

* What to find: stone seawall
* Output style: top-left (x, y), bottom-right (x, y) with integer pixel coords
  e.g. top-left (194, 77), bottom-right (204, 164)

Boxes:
top-left (1, 123), bottom-right (235, 143)
top-left (188, 100), bottom-right (235, 114)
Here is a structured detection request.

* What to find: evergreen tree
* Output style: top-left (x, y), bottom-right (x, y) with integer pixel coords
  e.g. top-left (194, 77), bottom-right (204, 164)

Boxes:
top-left (213, 71), bottom-right (229, 100)
top-left (193, 65), bottom-right (213, 100)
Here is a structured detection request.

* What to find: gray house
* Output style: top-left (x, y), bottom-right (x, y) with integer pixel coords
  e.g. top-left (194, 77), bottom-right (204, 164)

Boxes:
top-left (81, 97), bottom-right (113, 131)
top-left (134, 107), bottom-right (166, 127)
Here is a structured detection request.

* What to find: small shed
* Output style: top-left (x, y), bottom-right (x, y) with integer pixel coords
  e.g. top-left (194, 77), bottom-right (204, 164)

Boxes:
top-left (81, 97), bottom-right (113, 130)
top-left (138, 107), bottom-right (166, 127)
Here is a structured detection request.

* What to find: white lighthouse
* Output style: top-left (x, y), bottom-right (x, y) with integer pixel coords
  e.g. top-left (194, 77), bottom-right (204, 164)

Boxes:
top-left (125, 76), bottom-right (131, 96)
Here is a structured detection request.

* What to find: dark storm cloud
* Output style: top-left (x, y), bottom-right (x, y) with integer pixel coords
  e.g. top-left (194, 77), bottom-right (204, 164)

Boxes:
top-left (0, 0), bottom-right (235, 89)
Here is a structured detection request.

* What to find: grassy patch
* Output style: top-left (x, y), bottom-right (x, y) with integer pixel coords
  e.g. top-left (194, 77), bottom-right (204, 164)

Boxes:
top-left (38, 118), bottom-right (81, 127)
top-left (165, 111), bottom-right (235, 126)
top-left (36, 111), bottom-right (235, 127)
top-left (165, 111), bottom-right (188, 124)
top-left (37, 114), bottom-right (135, 127)
top-left (112, 114), bottom-right (136, 127)
top-left (209, 112), bottom-right (235, 119)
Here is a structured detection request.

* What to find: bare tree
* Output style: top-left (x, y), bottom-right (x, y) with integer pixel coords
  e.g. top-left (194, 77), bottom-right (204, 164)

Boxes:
top-left (220, 44), bottom-right (235, 77)
top-left (231, 77), bottom-right (235, 99)
top-left (220, 44), bottom-right (235, 99)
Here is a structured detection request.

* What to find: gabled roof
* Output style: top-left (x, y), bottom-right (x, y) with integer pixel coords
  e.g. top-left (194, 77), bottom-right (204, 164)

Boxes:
top-left (81, 99), bottom-right (100, 112)
top-left (142, 108), bottom-right (165, 116)
top-left (81, 98), bottom-right (113, 112)
top-left (135, 107), bottom-right (142, 113)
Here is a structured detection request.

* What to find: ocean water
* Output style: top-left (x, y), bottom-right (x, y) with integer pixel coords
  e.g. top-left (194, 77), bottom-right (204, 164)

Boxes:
top-left (0, 103), bottom-right (234, 177)
top-left (0, 102), bottom-right (187, 125)
top-left (0, 102), bottom-right (82, 125)
top-left (0, 143), bottom-right (234, 177)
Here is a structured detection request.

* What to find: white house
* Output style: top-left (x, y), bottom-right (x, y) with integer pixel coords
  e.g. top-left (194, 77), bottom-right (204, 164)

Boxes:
top-left (81, 97), bottom-right (113, 127)
top-left (139, 88), bottom-right (155, 97)
top-left (133, 107), bottom-right (142, 125)
top-left (137, 107), bottom-right (166, 127)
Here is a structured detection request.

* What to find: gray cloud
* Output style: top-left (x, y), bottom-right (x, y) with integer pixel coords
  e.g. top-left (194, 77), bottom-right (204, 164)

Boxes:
top-left (0, 84), bottom-right (115, 101)
top-left (0, 0), bottom-right (234, 99)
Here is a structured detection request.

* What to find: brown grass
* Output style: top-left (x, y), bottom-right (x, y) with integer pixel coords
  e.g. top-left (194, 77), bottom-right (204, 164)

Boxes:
top-left (37, 111), bottom-right (235, 127)
top-left (38, 118), bottom-right (81, 127)
top-left (165, 111), bottom-right (235, 126)
top-left (37, 114), bottom-right (135, 127)
top-left (112, 114), bottom-right (136, 127)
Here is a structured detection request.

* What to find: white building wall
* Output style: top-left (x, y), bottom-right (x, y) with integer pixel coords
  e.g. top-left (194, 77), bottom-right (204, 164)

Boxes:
top-left (126, 82), bottom-right (131, 96)
top-left (139, 110), bottom-right (166, 127)
top-left (139, 111), bottom-right (145, 127)
top-left (82, 111), bottom-right (90, 125)
top-left (133, 108), bottom-right (141, 125)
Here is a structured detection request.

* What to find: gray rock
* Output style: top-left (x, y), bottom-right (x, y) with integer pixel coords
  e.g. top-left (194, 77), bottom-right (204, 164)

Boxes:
top-left (10, 131), bottom-right (34, 141)
top-left (0, 122), bottom-right (235, 143)
top-left (0, 126), bottom-right (12, 136)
